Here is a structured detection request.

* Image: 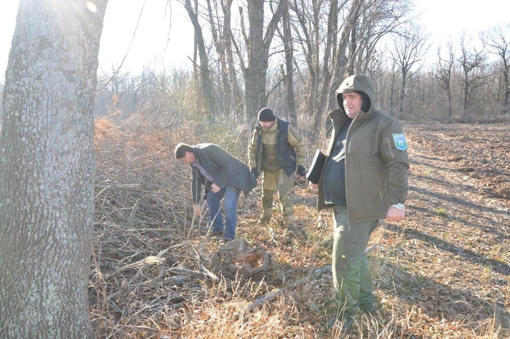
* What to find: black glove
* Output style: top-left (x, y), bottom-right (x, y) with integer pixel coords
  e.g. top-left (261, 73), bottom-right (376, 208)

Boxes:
top-left (297, 165), bottom-right (306, 178)
top-left (251, 167), bottom-right (260, 179)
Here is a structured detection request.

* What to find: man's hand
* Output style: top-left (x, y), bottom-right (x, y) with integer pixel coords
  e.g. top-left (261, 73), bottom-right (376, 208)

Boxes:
top-left (251, 167), bottom-right (260, 179)
top-left (211, 183), bottom-right (221, 193)
top-left (309, 182), bottom-right (318, 190)
top-left (296, 165), bottom-right (307, 178)
top-left (386, 205), bottom-right (405, 222)
top-left (194, 205), bottom-right (203, 217)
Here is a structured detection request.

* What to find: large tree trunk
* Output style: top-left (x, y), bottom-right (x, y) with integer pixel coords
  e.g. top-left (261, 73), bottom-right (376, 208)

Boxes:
top-left (0, 0), bottom-right (107, 337)
top-left (282, 0), bottom-right (297, 126)
top-left (324, 0), bottom-right (356, 123)
top-left (245, 0), bottom-right (266, 124)
top-left (245, 0), bottom-right (286, 125)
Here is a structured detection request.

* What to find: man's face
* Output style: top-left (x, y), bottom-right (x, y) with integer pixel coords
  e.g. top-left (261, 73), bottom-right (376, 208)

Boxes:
top-left (342, 92), bottom-right (363, 119)
top-left (260, 119), bottom-right (275, 130)
top-left (178, 151), bottom-right (196, 164)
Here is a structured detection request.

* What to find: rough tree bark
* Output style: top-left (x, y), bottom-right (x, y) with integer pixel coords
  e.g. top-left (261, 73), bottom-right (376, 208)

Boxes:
top-left (325, 1), bottom-right (355, 122)
top-left (281, 0), bottom-right (297, 126)
top-left (243, 0), bottom-right (286, 124)
top-left (0, 0), bottom-right (107, 338)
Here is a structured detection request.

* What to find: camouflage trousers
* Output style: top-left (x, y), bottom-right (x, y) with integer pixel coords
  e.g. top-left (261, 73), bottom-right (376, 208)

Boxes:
top-left (332, 205), bottom-right (379, 316)
top-left (260, 169), bottom-right (295, 226)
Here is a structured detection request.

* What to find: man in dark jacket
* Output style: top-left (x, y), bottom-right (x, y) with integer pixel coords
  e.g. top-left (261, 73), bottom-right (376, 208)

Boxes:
top-left (175, 142), bottom-right (257, 241)
top-left (310, 75), bottom-right (409, 329)
top-left (248, 108), bottom-right (307, 229)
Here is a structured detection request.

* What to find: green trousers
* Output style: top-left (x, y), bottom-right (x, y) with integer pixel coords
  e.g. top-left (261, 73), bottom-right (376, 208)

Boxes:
top-left (332, 205), bottom-right (379, 316)
top-left (261, 169), bottom-right (295, 224)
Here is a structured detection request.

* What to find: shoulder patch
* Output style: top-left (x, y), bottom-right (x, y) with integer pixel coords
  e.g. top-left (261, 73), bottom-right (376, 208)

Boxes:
top-left (392, 133), bottom-right (408, 151)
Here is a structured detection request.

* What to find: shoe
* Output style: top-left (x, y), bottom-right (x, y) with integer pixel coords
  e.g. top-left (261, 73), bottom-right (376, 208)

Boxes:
top-left (285, 228), bottom-right (297, 238)
top-left (327, 313), bottom-right (354, 330)
top-left (258, 215), bottom-right (271, 225)
top-left (211, 229), bottom-right (223, 237)
top-left (221, 237), bottom-right (234, 243)
top-left (360, 304), bottom-right (376, 315)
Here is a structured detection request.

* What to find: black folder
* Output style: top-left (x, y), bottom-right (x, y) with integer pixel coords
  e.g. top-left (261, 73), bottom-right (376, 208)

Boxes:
top-left (306, 149), bottom-right (326, 184)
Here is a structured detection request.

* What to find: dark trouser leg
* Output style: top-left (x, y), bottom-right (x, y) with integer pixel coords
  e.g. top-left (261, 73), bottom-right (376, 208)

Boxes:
top-left (332, 205), bottom-right (378, 316)
top-left (359, 255), bottom-right (375, 312)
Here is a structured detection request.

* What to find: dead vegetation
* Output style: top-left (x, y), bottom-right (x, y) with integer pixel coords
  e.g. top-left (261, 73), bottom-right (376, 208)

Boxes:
top-left (89, 117), bottom-right (509, 338)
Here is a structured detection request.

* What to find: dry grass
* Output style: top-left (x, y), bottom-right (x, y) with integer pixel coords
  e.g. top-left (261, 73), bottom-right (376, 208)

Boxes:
top-left (90, 117), bottom-right (509, 338)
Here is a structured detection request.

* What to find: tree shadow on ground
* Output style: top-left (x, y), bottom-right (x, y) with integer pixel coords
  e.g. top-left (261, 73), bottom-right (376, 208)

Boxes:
top-left (410, 158), bottom-right (457, 173)
top-left (383, 223), bottom-right (509, 277)
top-left (408, 185), bottom-right (510, 241)
top-left (377, 260), bottom-right (510, 335)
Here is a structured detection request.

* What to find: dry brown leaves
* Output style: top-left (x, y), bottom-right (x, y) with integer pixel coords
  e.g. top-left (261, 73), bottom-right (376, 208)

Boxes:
top-left (89, 118), bottom-right (509, 338)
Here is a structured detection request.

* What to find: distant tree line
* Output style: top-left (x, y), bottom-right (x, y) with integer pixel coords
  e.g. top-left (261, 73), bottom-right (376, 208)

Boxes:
top-left (3, 1), bottom-right (508, 131)
top-left (88, 0), bottom-right (509, 130)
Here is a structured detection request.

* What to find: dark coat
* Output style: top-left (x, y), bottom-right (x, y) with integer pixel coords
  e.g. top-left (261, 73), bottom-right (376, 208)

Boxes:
top-left (190, 143), bottom-right (257, 204)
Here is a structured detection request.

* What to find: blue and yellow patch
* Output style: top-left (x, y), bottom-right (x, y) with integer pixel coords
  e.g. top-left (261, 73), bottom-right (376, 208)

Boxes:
top-left (392, 133), bottom-right (408, 151)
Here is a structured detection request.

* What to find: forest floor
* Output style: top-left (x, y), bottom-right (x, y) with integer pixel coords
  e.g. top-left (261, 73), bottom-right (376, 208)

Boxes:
top-left (90, 120), bottom-right (509, 338)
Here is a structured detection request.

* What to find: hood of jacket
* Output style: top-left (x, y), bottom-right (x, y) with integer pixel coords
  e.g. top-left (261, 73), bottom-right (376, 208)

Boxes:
top-left (336, 74), bottom-right (376, 116)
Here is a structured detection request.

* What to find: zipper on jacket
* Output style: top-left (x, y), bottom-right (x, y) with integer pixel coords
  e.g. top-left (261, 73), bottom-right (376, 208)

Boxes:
top-left (344, 118), bottom-right (356, 226)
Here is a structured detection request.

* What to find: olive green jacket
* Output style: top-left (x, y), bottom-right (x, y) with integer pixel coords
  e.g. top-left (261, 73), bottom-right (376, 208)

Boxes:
top-left (317, 75), bottom-right (409, 222)
top-left (248, 117), bottom-right (306, 175)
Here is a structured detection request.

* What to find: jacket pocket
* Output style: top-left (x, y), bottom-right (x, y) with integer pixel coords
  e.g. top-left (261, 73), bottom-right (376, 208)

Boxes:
top-left (382, 136), bottom-right (395, 160)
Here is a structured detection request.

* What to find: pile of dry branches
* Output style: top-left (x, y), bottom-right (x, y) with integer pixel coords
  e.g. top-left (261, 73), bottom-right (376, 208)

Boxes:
top-left (89, 115), bottom-right (324, 338)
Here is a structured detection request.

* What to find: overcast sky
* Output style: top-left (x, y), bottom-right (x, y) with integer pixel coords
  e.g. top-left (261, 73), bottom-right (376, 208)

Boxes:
top-left (1, 0), bottom-right (509, 79)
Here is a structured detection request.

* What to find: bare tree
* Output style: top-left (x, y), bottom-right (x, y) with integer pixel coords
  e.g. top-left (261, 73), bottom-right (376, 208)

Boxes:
top-left (183, 0), bottom-right (218, 119)
top-left (347, 0), bottom-right (414, 75)
top-left (485, 24), bottom-right (510, 113)
top-left (280, 0), bottom-right (297, 126)
top-left (236, 0), bottom-right (287, 124)
top-left (0, 0), bottom-right (107, 337)
top-left (389, 62), bottom-right (398, 113)
top-left (390, 23), bottom-right (429, 119)
top-left (324, 0), bottom-right (413, 128)
top-left (206, 0), bottom-right (229, 114)
top-left (458, 33), bottom-right (486, 117)
top-left (205, 0), bottom-right (245, 116)
top-left (434, 39), bottom-right (456, 118)
top-left (325, 0), bottom-right (353, 119)
top-left (291, 0), bottom-right (346, 131)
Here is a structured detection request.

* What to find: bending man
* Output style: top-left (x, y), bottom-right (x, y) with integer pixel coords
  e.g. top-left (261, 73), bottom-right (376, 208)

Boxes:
top-left (175, 142), bottom-right (257, 242)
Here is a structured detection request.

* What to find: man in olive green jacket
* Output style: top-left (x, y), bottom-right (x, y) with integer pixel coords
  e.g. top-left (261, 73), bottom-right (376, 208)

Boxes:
top-left (248, 108), bottom-right (307, 229)
top-left (310, 75), bottom-right (409, 329)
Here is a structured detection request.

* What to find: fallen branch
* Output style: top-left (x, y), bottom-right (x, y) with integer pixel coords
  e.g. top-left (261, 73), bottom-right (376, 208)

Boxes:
top-left (240, 265), bottom-right (332, 314)
top-left (105, 256), bottom-right (165, 280)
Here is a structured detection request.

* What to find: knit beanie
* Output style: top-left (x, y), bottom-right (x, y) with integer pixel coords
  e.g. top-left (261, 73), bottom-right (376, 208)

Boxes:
top-left (354, 91), bottom-right (371, 113)
top-left (258, 108), bottom-right (275, 122)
